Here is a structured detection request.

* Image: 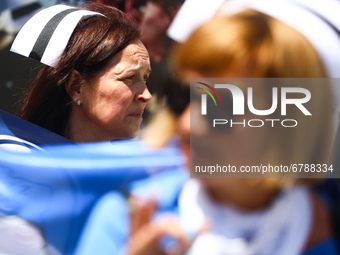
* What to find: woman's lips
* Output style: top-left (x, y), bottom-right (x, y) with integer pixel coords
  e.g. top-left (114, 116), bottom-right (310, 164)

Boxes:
top-left (129, 111), bottom-right (144, 118)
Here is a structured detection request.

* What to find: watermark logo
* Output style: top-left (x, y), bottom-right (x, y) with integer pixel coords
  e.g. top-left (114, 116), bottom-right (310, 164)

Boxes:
top-left (195, 81), bottom-right (312, 128)
top-left (196, 82), bottom-right (222, 115)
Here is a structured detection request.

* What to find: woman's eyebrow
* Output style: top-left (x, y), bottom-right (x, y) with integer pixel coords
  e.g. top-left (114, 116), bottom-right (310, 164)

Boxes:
top-left (124, 66), bottom-right (152, 75)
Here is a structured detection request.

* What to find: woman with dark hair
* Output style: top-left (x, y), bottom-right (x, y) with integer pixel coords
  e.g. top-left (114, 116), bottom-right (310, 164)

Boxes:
top-left (1, 3), bottom-right (152, 252)
top-left (12, 2), bottom-right (152, 143)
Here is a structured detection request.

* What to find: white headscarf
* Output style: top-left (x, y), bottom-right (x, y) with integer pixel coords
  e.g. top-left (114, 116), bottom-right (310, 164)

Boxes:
top-left (10, 4), bottom-right (104, 67)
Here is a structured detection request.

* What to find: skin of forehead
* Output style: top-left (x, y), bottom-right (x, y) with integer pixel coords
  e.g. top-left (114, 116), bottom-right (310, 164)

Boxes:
top-left (123, 40), bottom-right (149, 60)
top-left (107, 40), bottom-right (150, 77)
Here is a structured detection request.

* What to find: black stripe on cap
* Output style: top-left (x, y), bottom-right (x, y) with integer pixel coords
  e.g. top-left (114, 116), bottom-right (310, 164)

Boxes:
top-left (11, 2), bottom-right (42, 20)
top-left (29, 8), bottom-right (80, 62)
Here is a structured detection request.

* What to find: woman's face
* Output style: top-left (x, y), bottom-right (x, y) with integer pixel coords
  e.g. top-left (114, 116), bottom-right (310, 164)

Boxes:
top-left (78, 40), bottom-right (152, 140)
top-left (177, 71), bottom-right (273, 199)
top-left (177, 71), bottom-right (271, 170)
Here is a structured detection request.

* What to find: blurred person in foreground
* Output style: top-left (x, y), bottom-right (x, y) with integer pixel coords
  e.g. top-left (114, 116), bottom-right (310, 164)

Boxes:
top-left (75, 0), bottom-right (340, 254)
top-left (171, 3), bottom-right (338, 255)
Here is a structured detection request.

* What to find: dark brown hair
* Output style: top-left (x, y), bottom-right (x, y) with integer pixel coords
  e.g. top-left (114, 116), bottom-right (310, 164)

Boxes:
top-left (16, 2), bottom-right (141, 136)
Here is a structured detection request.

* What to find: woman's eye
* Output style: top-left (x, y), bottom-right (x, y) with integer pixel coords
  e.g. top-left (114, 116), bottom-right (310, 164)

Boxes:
top-left (126, 75), bottom-right (135, 80)
top-left (144, 76), bottom-right (149, 83)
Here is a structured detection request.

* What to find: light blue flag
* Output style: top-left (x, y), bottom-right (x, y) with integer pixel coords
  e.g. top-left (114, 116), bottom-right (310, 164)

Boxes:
top-left (0, 140), bottom-right (185, 254)
top-left (0, 111), bottom-right (185, 254)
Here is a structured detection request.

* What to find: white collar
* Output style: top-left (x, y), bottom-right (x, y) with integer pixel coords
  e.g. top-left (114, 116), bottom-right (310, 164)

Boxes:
top-left (178, 180), bottom-right (312, 255)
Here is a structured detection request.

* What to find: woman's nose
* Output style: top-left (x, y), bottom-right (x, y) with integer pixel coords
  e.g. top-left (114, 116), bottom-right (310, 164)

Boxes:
top-left (136, 86), bottom-right (152, 103)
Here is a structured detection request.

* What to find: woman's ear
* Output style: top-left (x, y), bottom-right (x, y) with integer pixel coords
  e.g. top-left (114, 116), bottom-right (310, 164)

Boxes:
top-left (65, 70), bottom-right (83, 102)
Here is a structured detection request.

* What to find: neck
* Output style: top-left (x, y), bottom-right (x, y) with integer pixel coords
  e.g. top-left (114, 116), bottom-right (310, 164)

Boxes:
top-left (202, 179), bottom-right (280, 211)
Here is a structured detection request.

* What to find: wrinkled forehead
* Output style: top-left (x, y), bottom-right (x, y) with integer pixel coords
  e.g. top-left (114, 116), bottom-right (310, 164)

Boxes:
top-left (101, 40), bottom-right (150, 75)
top-left (122, 40), bottom-right (150, 63)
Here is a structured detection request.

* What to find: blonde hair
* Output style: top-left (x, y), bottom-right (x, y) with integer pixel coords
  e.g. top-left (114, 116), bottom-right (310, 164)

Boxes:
top-left (174, 10), bottom-right (336, 184)
top-left (174, 10), bottom-right (327, 78)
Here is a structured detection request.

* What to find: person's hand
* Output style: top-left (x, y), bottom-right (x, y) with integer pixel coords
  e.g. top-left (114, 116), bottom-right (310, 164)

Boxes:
top-left (126, 196), bottom-right (189, 255)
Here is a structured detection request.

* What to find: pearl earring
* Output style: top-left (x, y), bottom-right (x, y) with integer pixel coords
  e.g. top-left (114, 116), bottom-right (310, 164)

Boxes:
top-left (77, 99), bottom-right (81, 105)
